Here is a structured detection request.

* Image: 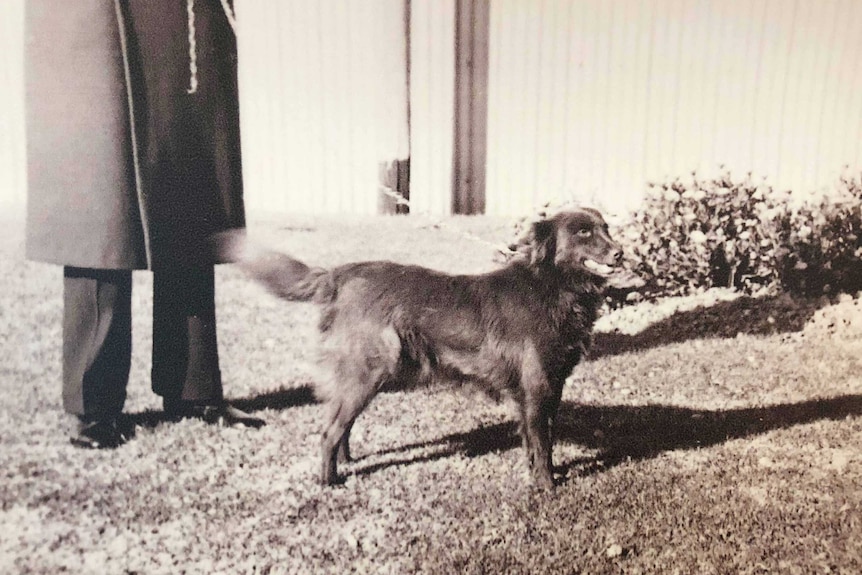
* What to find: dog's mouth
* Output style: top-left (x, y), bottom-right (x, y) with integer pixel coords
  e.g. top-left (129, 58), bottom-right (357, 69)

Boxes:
top-left (582, 258), bottom-right (617, 276)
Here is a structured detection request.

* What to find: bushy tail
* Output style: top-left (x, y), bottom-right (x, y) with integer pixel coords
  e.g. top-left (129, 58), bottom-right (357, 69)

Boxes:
top-left (212, 229), bottom-right (334, 303)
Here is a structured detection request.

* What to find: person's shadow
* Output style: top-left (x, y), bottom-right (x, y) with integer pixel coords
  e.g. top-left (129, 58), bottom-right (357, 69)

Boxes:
top-left (125, 385), bottom-right (317, 429)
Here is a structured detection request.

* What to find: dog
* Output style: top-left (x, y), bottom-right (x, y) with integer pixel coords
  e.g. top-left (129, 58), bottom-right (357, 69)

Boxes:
top-left (223, 208), bottom-right (623, 488)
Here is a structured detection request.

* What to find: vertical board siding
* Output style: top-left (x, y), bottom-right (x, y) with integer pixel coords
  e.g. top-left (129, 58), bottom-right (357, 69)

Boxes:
top-left (236, 0), bottom-right (409, 216)
top-left (0, 0), bottom-right (409, 217)
top-left (0, 0), bottom-right (25, 213)
top-left (409, 0), bottom-right (456, 215)
top-left (485, 0), bottom-right (862, 216)
top-left (2, 1), bottom-right (861, 218)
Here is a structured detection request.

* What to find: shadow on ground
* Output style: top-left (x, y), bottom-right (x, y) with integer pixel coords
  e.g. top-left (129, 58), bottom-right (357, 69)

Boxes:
top-left (126, 385), bottom-right (317, 429)
top-left (231, 385), bottom-right (317, 413)
top-left (591, 294), bottom-right (828, 360)
top-left (124, 294), bottom-right (837, 478)
top-left (347, 394), bottom-right (862, 483)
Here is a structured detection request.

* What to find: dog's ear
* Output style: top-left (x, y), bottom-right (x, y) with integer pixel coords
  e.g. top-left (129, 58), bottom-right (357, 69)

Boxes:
top-left (528, 219), bottom-right (556, 266)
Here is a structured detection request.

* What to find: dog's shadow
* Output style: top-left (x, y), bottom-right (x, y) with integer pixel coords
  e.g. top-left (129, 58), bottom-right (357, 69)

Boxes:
top-left (124, 294), bottom-right (840, 481)
top-left (590, 294), bottom-right (827, 359)
top-left (349, 394), bottom-right (862, 482)
top-left (123, 384), bottom-right (861, 485)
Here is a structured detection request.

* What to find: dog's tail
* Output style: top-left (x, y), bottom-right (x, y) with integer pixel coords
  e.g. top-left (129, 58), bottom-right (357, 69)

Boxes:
top-left (212, 229), bottom-right (334, 303)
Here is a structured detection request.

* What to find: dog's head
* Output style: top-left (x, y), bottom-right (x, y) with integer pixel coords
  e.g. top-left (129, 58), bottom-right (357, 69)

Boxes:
top-left (526, 208), bottom-right (623, 280)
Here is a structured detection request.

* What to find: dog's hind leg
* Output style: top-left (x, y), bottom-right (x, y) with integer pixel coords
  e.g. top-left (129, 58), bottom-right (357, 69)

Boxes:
top-left (320, 393), bottom-right (370, 485)
top-left (318, 323), bottom-right (402, 485)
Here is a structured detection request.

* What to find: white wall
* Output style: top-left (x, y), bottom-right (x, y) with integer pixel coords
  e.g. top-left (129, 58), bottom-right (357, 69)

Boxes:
top-left (0, 0), bottom-right (25, 216)
top-left (408, 0), bottom-right (457, 215)
top-left (485, 0), bottom-right (862, 216)
top-left (2, 1), bottom-right (861, 218)
top-left (236, 0), bottom-right (410, 216)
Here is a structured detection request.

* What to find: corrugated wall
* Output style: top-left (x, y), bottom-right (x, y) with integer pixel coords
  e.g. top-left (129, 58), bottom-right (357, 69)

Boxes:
top-left (409, 0), bottom-right (457, 215)
top-left (485, 0), bottom-right (862, 215)
top-left (2, 1), bottom-right (861, 218)
top-left (236, 0), bottom-right (410, 216)
top-left (0, 0), bottom-right (411, 218)
top-left (0, 0), bottom-right (25, 213)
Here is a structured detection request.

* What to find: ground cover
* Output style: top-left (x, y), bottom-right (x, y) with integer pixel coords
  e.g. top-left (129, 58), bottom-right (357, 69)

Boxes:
top-left (1, 214), bottom-right (860, 574)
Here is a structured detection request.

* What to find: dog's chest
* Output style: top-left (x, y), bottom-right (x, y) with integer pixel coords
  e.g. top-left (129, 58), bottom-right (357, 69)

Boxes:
top-left (549, 293), bottom-right (599, 366)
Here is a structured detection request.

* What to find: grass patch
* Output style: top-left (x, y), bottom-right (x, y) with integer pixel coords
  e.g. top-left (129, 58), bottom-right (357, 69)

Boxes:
top-left (1, 214), bottom-right (861, 574)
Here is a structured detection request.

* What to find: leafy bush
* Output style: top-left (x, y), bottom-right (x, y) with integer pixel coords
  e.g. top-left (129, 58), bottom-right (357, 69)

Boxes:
top-left (771, 175), bottom-right (862, 295)
top-left (619, 170), bottom-right (862, 299)
top-left (501, 171), bottom-right (862, 303)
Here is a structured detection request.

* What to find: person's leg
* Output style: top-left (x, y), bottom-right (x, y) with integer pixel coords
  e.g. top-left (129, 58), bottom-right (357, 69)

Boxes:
top-left (152, 265), bottom-right (264, 427)
top-left (151, 264), bottom-right (221, 403)
top-left (63, 267), bottom-right (132, 448)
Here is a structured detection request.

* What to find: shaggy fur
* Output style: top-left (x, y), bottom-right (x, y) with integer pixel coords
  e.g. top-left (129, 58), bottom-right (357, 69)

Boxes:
top-left (226, 208), bottom-right (623, 488)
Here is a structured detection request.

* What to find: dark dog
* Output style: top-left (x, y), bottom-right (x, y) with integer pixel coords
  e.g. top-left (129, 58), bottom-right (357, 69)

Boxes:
top-left (225, 208), bottom-right (622, 488)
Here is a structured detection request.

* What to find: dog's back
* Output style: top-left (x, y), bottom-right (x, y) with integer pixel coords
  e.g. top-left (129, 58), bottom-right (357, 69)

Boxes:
top-left (318, 260), bottom-right (599, 394)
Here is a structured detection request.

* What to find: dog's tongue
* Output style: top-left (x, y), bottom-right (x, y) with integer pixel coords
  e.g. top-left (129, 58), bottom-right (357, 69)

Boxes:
top-left (583, 259), bottom-right (615, 276)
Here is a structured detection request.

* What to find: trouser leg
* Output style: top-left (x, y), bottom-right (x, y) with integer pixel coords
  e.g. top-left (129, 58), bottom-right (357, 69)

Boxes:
top-left (62, 267), bottom-right (132, 418)
top-left (151, 265), bottom-right (223, 403)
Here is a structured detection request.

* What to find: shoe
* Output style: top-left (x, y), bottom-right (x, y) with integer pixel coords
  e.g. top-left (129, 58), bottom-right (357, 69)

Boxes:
top-left (164, 400), bottom-right (266, 428)
top-left (70, 418), bottom-right (128, 449)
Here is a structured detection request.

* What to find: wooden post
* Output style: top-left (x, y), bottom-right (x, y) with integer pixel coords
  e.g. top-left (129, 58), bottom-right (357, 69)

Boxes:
top-left (451, 0), bottom-right (490, 215)
top-left (378, 158), bottom-right (411, 214)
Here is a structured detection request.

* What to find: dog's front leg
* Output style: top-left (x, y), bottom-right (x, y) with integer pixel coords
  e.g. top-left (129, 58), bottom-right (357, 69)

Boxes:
top-left (519, 348), bottom-right (556, 489)
top-left (520, 395), bottom-right (555, 489)
top-left (545, 381), bottom-right (563, 469)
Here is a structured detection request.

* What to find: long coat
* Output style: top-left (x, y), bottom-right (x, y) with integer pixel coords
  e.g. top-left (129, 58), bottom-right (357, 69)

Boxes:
top-left (25, 0), bottom-right (245, 270)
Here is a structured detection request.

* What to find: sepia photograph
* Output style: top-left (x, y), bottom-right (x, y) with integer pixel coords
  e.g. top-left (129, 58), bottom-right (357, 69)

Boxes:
top-left (0, 0), bottom-right (860, 573)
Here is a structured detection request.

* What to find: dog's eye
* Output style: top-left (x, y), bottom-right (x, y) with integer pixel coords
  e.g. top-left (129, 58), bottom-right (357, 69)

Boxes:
top-left (577, 228), bottom-right (592, 237)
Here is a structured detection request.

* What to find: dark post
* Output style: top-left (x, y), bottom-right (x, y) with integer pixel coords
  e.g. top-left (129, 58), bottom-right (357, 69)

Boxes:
top-left (452, 0), bottom-right (490, 215)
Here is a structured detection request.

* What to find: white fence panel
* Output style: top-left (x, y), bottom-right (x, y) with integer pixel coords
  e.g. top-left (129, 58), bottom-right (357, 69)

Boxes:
top-left (0, 0), bottom-right (25, 215)
top-left (408, 0), bottom-right (456, 215)
top-left (485, 0), bottom-right (862, 216)
top-left (235, 0), bottom-right (410, 216)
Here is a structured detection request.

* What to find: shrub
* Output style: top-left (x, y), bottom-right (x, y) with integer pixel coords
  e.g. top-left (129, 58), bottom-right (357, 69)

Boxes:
top-left (772, 173), bottom-right (862, 295)
top-left (620, 171), bottom-right (778, 298)
top-left (619, 170), bottom-right (862, 299)
top-left (502, 171), bottom-right (862, 303)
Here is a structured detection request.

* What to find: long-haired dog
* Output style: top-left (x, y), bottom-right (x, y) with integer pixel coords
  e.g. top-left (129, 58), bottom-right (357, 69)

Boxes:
top-left (223, 208), bottom-right (623, 488)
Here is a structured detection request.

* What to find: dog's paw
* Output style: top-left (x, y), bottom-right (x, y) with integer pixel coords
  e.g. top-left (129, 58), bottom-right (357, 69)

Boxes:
top-left (531, 470), bottom-right (557, 491)
top-left (320, 474), bottom-right (347, 487)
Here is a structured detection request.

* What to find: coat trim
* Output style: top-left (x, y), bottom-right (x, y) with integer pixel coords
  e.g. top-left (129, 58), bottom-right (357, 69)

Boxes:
top-left (113, 0), bottom-right (152, 267)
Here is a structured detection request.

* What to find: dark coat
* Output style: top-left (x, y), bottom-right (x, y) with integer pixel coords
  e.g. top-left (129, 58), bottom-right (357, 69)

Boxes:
top-left (25, 0), bottom-right (245, 270)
